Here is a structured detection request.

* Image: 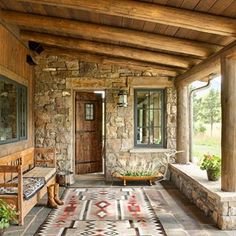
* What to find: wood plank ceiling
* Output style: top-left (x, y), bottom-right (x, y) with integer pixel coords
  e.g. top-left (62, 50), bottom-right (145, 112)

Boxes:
top-left (0, 0), bottom-right (235, 79)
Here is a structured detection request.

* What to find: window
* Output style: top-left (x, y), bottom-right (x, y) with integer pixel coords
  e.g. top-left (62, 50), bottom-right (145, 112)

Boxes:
top-left (85, 103), bottom-right (95, 120)
top-left (0, 76), bottom-right (27, 144)
top-left (134, 89), bottom-right (165, 147)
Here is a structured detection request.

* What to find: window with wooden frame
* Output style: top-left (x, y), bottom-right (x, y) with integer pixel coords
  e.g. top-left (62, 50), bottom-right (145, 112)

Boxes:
top-left (134, 89), bottom-right (166, 147)
top-left (0, 75), bottom-right (27, 144)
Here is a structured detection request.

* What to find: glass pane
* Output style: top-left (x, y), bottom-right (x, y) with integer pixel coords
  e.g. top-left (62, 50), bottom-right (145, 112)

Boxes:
top-left (150, 109), bottom-right (162, 127)
top-left (137, 91), bottom-right (149, 109)
top-left (137, 108), bottom-right (150, 128)
top-left (137, 127), bottom-right (149, 145)
top-left (151, 127), bottom-right (162, 145)
top-left (150, 91), bottom-right (162, 109)
top-left (85, 103), bottom-right (94, 120)
top-left (0, 79), bottom-right (17, 141)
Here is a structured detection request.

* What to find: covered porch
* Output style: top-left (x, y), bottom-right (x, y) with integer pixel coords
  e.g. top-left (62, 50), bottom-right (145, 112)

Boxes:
top-left (0, 0), bottom-right (236, 235)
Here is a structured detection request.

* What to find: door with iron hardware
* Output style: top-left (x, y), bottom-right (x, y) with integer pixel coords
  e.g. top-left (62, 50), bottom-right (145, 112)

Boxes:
top-left (75, 92), bottom-right (103, 174)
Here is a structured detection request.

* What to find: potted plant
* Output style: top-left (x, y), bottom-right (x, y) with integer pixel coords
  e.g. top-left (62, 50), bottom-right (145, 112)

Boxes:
top-left (112, 156), bottom-right (165, 185)
top-left (200, 154), bottom-right (221, 181)
top-left (0, 199), bottom-right (17, 236)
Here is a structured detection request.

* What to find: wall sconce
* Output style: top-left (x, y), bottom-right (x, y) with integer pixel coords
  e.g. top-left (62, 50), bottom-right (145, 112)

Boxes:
top-left (117, 90), bottom-right (128, 107)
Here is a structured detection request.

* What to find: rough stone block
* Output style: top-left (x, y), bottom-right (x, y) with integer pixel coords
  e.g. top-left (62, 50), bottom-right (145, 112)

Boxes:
top-left (106, 127), bottom-right (118, 139)
top-left (121, 139), bottom-right (133, 151)
top-left (49, 61), bottom-right (66, 68)
top-left (228, 201), bottom-right (236, 207)
top-left (218, 215), bottom-right (236, 230)
top-left (228, 206), bottom-right (236, 216)
top-left (106, 139), bottom-right (122, 153)
top-left (218, 202), bottom-right (229, 215)
top-left (66, 60), bottom-right (79, 70)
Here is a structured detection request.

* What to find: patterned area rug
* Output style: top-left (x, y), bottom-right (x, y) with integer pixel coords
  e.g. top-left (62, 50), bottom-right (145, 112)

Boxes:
top-left (36, 188), bottom-right (166, 236)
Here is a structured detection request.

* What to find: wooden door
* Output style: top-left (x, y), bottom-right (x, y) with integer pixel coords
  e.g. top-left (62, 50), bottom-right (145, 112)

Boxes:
top-left (75, 92), bottom-right (103, 174)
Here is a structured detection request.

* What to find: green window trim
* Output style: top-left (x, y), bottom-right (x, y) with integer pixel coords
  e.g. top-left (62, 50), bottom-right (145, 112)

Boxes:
top-left (0, 75), bottom-right (28, 145)
top-left (134, 89), bottom-right (166, 148)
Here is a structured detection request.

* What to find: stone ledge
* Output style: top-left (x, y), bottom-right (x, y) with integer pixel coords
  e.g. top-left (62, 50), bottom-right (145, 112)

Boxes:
top-left (129, 148), bottom-right (170, 153)
top-left (169, 163), bottom-right (236, 230)
top-left (169, 163), bottom-right (236, 202)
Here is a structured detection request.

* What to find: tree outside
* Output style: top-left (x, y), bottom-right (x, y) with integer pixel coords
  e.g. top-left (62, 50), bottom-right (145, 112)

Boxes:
top-left (191, 78), bottom-right (221, 164)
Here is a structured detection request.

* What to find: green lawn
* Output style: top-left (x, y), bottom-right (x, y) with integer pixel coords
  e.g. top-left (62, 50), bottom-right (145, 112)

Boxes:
top-left (192, 127), bottom-right (221, 165)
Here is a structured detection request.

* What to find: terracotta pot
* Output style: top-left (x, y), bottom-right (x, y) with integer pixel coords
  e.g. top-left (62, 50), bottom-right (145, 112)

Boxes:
top-left (207, 169), bottom-right (220, 181)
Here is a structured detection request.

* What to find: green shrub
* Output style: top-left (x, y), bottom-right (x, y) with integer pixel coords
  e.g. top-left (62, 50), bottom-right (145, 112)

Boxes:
top-left (0, 199), bottom-right (17, 229)
top-left (198, 124), bottom-right (207, 134)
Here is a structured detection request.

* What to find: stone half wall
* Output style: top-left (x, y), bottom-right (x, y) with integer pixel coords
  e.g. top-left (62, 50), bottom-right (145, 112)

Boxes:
top-left (34, 55), bottom-right (177, 179)
top-left (169, 164), bottom-right (236, 230)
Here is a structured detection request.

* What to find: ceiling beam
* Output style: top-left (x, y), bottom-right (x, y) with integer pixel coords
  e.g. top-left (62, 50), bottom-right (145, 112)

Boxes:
top-left (0, 10), bottom-right (222, 58)
top-left (43, 46), bottom-right (185, 77)
top-left (17, 0), bottom-right (236, 37)
top-left (175, 41), bottom-right (236, 85)
top-left (20, 31), bottom-right (201, 68)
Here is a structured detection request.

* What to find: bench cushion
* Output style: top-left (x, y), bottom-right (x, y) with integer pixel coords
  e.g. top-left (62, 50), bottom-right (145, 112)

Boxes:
top-left (0, 177), bottom-right (45, 200)
top-left (24, 167), bottom-right (56, 182)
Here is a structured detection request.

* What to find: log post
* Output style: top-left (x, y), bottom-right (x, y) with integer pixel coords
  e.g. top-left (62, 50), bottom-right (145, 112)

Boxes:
top-left (221, 54), bottom-right (236, 192)
top-left (176, 84), bottom-right (189, 164)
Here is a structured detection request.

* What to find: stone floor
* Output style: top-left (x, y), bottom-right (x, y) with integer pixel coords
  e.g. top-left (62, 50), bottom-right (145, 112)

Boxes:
top-left (4, 174), bottom-right (236, 236)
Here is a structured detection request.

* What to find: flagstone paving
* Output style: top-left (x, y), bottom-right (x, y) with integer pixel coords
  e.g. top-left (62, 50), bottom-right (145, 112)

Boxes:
top-left (4, 175), bottom-right (236, 236)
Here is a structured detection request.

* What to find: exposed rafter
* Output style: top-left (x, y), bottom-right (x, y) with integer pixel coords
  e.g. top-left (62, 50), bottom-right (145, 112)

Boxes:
top-left (17, 0), bottom-right (236, 37)
top-left (175, 41), bottom-right (236, 85)
top-left (43, 46), bottom-right (185, 77)
top-left (0, 10), bottom-right (222, 58)
top-left (20, 31), bottom-right (201, 68)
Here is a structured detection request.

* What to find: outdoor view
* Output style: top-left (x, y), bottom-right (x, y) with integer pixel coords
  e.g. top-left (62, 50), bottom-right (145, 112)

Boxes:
top-left (191, 77), bottom-right (221, 165)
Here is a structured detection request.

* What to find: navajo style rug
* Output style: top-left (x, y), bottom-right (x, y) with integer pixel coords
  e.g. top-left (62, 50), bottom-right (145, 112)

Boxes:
top-left (36, 188), bottom-right (166, 236)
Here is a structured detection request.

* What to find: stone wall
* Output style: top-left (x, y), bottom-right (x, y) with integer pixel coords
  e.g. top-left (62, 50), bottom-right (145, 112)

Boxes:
top-left (169, 164), bottom-right (236, 230)
top-left (34, 54), bottom-right (177, 179)
top-left (105, 87), bottom-right (176, 179)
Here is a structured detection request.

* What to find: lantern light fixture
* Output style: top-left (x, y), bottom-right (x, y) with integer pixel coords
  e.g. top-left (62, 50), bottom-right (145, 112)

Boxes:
top-left (117, 90), bottom-right (128, 107)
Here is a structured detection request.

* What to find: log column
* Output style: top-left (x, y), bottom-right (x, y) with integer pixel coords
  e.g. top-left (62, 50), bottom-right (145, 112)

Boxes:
top-left (176, 84), bottom-right (189, 164)
top-left (221, 54), bottom-right (236, 191)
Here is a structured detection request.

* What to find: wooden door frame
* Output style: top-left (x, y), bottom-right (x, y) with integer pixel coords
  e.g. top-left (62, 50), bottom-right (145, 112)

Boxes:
top-left (72, 89), bottom-right (106, 178)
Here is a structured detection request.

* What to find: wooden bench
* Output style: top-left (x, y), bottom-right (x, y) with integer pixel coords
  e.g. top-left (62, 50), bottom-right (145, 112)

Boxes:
top-left (0, 147), bottom-right (57, 225)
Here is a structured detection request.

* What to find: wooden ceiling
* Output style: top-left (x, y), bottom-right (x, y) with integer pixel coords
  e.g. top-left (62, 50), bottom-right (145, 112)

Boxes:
top-left (0, 0), bottom-right (235, 79)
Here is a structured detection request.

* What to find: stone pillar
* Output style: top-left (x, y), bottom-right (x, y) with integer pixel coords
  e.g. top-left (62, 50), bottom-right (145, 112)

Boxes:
top-left (221, 54), bottom-right (236, 192)
top-left (176, 84), bottom-right (189, 164)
